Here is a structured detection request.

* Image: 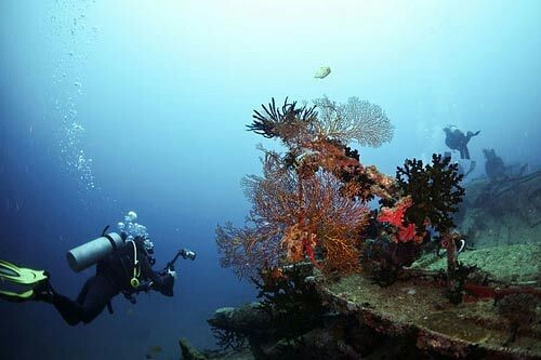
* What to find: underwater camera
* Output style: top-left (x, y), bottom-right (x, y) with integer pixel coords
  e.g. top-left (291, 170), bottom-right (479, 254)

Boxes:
top-left (179, 249), bottom-right (197, 261)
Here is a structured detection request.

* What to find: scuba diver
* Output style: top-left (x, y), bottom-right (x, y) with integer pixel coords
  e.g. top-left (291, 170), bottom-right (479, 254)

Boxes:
top-left (443, 125), bottom-right (480, 160)
top-left (0, 211), bottom-right (196, 326)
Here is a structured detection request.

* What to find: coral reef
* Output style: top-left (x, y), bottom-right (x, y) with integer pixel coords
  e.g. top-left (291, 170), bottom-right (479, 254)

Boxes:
top-left (218, 96), bottom-right (466, 295)
top-left (202, 97), bottom-right (541, 360)
top-left (218, 95), bottom-right (396, 278)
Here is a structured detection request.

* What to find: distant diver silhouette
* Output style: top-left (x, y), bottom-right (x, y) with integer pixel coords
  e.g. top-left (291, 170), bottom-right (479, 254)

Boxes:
top-left (443, 125), bottom-right (480, 160)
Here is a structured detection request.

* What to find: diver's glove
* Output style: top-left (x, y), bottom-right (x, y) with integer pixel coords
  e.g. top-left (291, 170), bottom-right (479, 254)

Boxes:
top-left (136, 280), bottom-right (154, 292)
top-left (166, 267), bottom-right (177, 280)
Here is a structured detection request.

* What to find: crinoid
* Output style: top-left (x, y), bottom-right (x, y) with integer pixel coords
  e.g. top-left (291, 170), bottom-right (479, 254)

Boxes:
top-left (247, 97), bottom-right (318, 141)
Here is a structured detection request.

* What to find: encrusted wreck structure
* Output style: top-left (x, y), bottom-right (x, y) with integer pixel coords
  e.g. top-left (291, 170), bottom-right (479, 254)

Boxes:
top-left (458, 170), bottom-right (541, 248)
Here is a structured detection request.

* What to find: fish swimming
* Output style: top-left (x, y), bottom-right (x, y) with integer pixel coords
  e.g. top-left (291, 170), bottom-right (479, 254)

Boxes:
top-left (314, 66), bottom-right (331, 79)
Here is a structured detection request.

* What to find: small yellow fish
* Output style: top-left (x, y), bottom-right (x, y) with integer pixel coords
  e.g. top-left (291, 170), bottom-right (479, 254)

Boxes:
top-left (314, 66), bottom-right (331, 79)
top-left (149, 345), bottom-right (162, 353)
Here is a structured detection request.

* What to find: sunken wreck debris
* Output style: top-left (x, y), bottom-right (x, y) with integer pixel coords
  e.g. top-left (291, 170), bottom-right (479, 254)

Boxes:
top-left (200, 269), bottom-right (540, 359)
top-left (458, 170), bottom-right (541, 248)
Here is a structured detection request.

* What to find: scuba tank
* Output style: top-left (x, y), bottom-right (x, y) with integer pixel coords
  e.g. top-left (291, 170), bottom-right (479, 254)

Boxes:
top-left (67, 232), bottom-right (125, 273)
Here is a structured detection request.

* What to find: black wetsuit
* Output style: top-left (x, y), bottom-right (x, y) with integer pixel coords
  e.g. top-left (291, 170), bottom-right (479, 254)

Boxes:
top-left (444, 128), bottom-right (480, 160)
top-left (51, 237), bottom-right (174, 326)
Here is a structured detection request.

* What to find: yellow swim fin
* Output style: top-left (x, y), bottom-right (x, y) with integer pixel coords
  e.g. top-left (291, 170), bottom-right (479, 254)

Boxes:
top-left (0, 260), bottom-right (49, 302)
top-left (0, 288), bottom-right (35, 302)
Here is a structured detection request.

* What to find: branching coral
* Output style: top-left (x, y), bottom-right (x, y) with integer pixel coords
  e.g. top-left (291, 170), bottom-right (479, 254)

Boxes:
top-left (219, 96), bottom-right (469, 302)
top-left (224, 97), bottom-right (474, 308)
top-left (396, 154), bottom-right (465, 234)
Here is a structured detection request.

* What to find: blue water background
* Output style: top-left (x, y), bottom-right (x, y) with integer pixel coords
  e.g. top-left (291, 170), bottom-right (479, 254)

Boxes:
top-left (1, 1), bottom-right (540, 359)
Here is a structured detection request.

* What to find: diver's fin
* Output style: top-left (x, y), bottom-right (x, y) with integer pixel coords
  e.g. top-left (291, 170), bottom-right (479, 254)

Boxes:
top-left (0, 260), bottom-right (48, 285)
top-left (0, 289), bottom-right (35, 302)
top-left (466, 160), bottom-right (476, 176)
top-left (0, 260), bottom-right (50, 302)
top-left (0, 279), bottom-right (54, 303)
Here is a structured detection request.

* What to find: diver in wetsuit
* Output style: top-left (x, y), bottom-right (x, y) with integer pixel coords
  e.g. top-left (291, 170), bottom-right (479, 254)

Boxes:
top-left (443, 125), bottom-right (480, 160)
top-left (41, 234), bottom-right (177, 325)
top-left (443, 151), bottom-right (476, 179)
top-left (0, 213), bottom-right (196, 326)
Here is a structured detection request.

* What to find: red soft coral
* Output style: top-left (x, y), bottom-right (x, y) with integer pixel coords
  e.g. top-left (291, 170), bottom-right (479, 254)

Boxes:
top-left (378, 196), bottom-right (412, 226)
top-left (378, 196), bottom-right (422, 243)
top-left (398, 223), bottom-right (416, 242)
